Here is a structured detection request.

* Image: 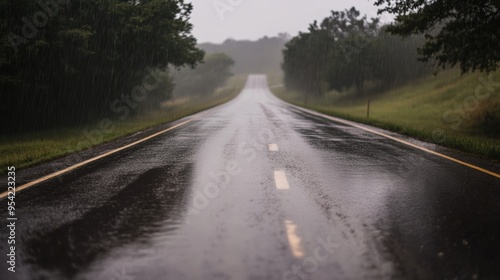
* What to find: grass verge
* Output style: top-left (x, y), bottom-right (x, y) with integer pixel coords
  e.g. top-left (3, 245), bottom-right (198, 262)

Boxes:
top-left (0, 74), bottom-right (247, 172)
top-left (271, 69), bottom-right (500, 161)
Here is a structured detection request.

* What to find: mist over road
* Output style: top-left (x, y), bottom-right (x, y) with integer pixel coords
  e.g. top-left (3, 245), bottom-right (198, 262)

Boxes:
top-left (2, 75), bottom-right (499, 280)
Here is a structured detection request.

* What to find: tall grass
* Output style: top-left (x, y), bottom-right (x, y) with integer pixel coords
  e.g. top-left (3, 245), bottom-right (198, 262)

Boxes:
top-left (272, 69), bottom-right (500, 161)
top-left (0, 75), bottom-right (247, 171)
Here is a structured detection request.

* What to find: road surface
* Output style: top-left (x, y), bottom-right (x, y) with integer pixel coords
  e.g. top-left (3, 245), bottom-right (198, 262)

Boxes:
top-left (1, 75), bottom-right (500, 280)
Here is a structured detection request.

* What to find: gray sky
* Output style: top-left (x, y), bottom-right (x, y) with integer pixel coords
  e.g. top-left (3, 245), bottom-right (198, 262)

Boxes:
top-left (187, 0), bottom-right (392, 43)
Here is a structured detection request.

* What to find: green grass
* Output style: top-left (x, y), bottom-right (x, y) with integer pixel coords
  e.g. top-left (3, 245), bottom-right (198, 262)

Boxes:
top-left (271, 69), bottom-right (500, 161)
top-left (0, 74), bottom-right (247, 171)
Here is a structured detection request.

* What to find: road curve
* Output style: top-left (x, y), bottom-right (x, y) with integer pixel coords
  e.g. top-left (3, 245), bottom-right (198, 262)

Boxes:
top-left (1, 75), bottom-right (500, 280)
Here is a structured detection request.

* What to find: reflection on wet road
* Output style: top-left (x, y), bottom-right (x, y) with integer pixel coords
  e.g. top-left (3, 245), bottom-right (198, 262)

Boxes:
top-left (1, 75), bottom-right (499, 280)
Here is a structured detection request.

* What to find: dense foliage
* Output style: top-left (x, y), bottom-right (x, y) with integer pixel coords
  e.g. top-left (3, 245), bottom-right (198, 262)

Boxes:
top-left (0, 0), bottom-right (204, 132)
top-left (375, 0), bottom-right (500, 73)
top-left (282, 7), bottom-right (430, 99)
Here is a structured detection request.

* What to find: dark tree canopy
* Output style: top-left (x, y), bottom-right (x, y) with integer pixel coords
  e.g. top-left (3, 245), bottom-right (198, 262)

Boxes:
top-left (375, 0), bottom-right (500, 73)
top-left (0, 0), bottom-right (204, 132)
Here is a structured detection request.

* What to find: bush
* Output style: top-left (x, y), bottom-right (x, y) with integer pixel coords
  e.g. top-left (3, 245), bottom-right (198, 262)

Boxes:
top-left (469, 100), bottom-right (500, 136)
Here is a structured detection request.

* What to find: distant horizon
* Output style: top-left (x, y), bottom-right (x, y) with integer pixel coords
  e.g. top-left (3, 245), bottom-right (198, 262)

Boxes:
top-left (197, 35), bottom-right (287, 45)
top-left (187, 0), bottom-right (393, 44)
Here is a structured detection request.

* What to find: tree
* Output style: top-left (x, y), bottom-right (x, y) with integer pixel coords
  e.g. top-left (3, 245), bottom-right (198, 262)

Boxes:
top-left (369, 27), bottom-right (430, 88)
top-left (281, 7), bottom-right (431, 101)
top-left (0, 0), bottom-right (204, 132)
top-left (282, 7), bottom-right (380, 97)
top-left (321, 8), bottom-right (380, 94)
top-left (375, 0), bottom-right (500, 73)
top-left (282, 26), bottom-right (331, 99)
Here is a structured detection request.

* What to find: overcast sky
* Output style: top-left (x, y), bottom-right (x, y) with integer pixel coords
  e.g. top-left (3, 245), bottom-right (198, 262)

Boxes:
top-left (186, 0), bottom-right (393, 43)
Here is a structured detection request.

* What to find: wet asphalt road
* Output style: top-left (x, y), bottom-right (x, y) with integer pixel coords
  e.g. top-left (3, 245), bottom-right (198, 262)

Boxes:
top-left (1, 75), bottom-right (500, 280)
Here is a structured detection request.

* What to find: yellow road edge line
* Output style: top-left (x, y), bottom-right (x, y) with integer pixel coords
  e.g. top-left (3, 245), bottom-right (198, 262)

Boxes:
top-left (1, 116), bottom-right (202, 199)
top-left (292, 105), bottom-right (500, 179)
top-left (285, 219), bottom-right (305, 258)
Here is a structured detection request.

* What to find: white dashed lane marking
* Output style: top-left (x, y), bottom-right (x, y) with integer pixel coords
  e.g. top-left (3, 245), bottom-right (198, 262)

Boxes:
top-left (274, 170), bottom-right (290, 190)
top-left (268, 143), bottom-right (279, 151)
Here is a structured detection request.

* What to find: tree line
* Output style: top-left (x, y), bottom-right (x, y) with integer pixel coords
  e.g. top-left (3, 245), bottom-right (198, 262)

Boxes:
top-left (375, 0), bottom-right (500, 74)
top-left (171, 53), bottom-right (235, 98)
top-left (0, 0), bottom-right (204, 132)
top-left (199, 35), bottom-right (289, 75)
top-left (282, 7), bottom-right (431, 100)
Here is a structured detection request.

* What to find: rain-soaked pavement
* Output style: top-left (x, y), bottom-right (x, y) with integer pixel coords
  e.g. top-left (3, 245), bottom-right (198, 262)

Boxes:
top-left (1, 75), bottom-right (500, 280)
